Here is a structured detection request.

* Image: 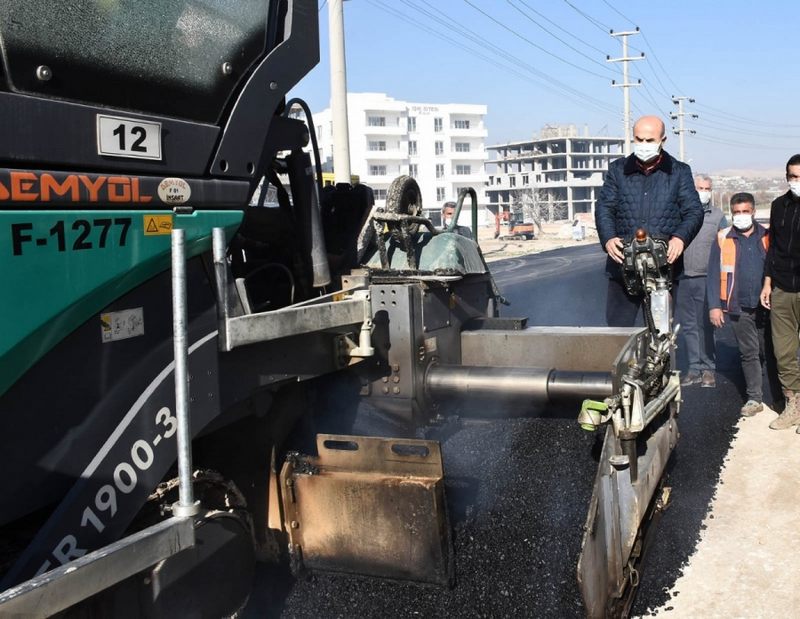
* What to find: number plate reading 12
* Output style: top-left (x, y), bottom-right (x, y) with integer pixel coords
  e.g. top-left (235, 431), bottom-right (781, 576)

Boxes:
top-left (97, 115), bottom-right (162, 161)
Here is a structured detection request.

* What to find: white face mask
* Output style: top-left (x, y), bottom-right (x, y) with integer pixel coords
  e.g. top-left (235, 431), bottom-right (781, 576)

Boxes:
top-left (790, 181), bottom-right (800, 197)
top-left (697, 190), bottom-right (711, 205)
top-left (633, 141), bottom-right (661, 162)
top-left (732, 214), bottom-right (753, 230)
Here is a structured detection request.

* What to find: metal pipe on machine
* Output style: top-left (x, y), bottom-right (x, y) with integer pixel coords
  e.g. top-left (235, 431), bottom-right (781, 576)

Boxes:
top-left (425, 365), bottom-right (613, 410)
top-left (171, 229), bottom-right (199, 517)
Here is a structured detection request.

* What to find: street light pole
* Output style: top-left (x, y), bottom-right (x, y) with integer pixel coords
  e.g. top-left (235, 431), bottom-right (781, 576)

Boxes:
top-left (329, 0), bottom-right (352, 185)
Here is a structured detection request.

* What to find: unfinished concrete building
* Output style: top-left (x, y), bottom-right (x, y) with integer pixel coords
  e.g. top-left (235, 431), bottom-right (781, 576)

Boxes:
top-left (486, 125), bottom-right (623, 223)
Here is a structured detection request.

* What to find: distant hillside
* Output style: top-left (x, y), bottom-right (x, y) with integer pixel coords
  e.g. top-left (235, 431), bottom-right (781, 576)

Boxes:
top-left (712, 168), bottom-right (783, 179)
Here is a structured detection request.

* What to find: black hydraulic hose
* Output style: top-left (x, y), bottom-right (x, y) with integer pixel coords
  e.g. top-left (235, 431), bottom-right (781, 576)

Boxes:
top-left (284, 97), bottom-right (324, 195)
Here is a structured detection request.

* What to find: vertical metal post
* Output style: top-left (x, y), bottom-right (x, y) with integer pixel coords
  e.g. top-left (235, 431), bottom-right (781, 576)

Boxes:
top-left (212, 227), bottom-right (231, 351)
top-left (608, 29), bottom-right (642, 156)
top-left (171, 229), bottom-right (199, 517)
top-left (621, 34), bottom-right (630, 155)
top-left (329, 0), bottom-right (352, 185)
top-left (671, 96), bottom-right (697, 163)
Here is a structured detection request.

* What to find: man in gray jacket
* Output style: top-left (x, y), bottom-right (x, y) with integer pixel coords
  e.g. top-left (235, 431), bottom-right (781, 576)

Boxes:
top-left (678, 175), bottom-right (726, 388)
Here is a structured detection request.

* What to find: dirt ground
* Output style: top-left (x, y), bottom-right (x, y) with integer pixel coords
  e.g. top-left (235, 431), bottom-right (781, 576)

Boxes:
top-left (477, 221), bottom-right (598, 262)
top-left (646, 405), bottom-right (800, 617)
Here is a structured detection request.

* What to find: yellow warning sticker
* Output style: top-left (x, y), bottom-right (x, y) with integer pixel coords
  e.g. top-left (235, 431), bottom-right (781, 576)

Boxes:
top-left (143, 214), bottom-right (173, 235)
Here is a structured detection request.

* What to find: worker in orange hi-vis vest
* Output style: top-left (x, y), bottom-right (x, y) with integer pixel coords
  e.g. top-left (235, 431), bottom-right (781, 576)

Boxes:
top-left (707, 192), bottom-right (777, 417)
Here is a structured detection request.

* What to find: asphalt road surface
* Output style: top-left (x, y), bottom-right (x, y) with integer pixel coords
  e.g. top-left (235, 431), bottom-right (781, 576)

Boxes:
top-left (245, 245), bottom-right (754, 618)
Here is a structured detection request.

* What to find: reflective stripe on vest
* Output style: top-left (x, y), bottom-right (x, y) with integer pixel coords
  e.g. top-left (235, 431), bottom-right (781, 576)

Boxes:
top-left (717, 226), bottom-right (769, 306)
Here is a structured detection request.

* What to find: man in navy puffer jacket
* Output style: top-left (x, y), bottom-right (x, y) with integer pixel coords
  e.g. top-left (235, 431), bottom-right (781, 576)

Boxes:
top-left (595, 115), bottom-right (704, 326)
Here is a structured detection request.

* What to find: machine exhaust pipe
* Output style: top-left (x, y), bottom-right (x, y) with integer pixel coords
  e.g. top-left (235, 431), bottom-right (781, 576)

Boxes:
top-left (286, 150), bottom-right (331, 289)
top-left (309, 176), bottom-right (332, 288)
top-left (425, 365), bottom-right (613, 413)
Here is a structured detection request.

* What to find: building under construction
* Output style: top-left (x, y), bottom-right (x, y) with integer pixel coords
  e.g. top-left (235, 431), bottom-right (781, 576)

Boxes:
top-left (486, 125), bottom-right (623, 223)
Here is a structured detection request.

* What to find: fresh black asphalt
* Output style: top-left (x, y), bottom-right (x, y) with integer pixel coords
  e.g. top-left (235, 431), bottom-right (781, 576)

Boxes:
top-left (247, 244), bottom-right (753, 618)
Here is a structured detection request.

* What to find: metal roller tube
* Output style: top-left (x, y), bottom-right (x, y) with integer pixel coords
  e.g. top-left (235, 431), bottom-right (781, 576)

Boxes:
top-left (547, 370), bottom-right (614, 399)
top-left (425, 365), bottom-right (613, 406)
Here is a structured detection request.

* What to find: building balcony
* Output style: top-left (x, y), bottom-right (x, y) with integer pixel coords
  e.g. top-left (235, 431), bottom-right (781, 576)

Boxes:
top-left (450, 150), bottom-right (488, 160)
top-left (567, 177), bottom-right (605, 186)
top-left (451, 173), bottom-right (488, 185)
top-left (360, 174), bottom-right (395, 187)
top-left (568, 166), bottom-right (611, 173)
top-left (494, 150), bottom-right (622, 161)
top-left (363, 124), bottom-right (406, 135)
top-left (365, 150), bottom-right (408, 160)
top-left (450, 127), bottom-right (489, 138)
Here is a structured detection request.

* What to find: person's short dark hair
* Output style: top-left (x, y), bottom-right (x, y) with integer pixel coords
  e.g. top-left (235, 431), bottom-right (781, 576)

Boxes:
top-left (786, 154), bottom-right (800, 176)
top-left (442, 201), bottom-right (456, 211)
top-left (730, 192), bottom-right (755, 210)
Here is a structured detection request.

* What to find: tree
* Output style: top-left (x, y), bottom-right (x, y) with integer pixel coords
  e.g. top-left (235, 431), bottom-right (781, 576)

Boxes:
top-left (511, 186), bottom-right (551, 233)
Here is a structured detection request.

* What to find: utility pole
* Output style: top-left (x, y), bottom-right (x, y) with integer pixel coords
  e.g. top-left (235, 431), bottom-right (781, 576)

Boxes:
top-left (329, 0), bottom-right (352, 184)
top-left (607, 28), bottom-right (643, 156)
top-left (670, 96), bottom-right (697, 162)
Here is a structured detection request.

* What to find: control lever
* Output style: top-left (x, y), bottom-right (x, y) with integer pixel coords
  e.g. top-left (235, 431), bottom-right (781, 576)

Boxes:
top-left (621, 228), bottom-right (673, 338)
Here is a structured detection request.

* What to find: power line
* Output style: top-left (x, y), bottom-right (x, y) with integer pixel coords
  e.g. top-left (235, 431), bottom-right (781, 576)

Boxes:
top-left (635, 80), bottom-right (670, 118)
top-left (462, 0), bottom-right (611, 80)
top-left (319, 0), bottom-right (327, 12)
top-left (640, 32), bottom-right (683, 94)
top-left (635, 56), bottom-right (671, 98)
top-left (693, 117), bottom-right (800, 140)
top-left (693, 134), bottom-right (792, 152)
top-left (601, 0), bottom-right (636, 27)
top-left (402, 0), bottom-right (619, 113)
top-left (506, 0), bottom-right (619, 75)
top-left (585, 0), bottom-right (685, 105)
top-left (562, 0), bottom-right (611, 33)
top-left (366, 0), bottom-right (618, 116)
top-left (694, 103), bottom-right (800, 129)
top-left (369, 0), bottom-right (535, 87)
top-left (513, 0), bottom-right (612, 57)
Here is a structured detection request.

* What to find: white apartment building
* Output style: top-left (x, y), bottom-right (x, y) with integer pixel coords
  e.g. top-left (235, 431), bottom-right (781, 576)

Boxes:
top-left (486, 125), bottom-right (624, 222)
top-left (313, 93), bottom-right (489, 223)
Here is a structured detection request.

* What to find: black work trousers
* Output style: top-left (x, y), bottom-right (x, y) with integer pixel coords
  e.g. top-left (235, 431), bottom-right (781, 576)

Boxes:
top-left (605, 277), bottom-right (679, 328)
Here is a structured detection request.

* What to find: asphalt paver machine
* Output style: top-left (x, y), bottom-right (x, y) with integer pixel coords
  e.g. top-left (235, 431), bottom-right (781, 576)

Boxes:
top-left (0, 2), bottom-right (681, 616)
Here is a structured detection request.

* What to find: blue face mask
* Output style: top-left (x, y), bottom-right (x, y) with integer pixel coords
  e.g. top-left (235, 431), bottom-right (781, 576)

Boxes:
top-left (633, 142), bottom-right (661, 162)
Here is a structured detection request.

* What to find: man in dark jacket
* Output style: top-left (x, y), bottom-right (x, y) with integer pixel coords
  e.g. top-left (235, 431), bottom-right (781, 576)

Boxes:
top-left (441, 201), bottom-right (473, 239)
top-left (708, 193), bottom-right (773, 417)
top-left (595, 115), bottom-right (704, 326)
top-left (760, 154), bottom-right (800, 430)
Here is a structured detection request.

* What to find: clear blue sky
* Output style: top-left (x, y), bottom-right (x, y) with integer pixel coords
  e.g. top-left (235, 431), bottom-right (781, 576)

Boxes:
top-left (291, 0), bottom-right (798, 174)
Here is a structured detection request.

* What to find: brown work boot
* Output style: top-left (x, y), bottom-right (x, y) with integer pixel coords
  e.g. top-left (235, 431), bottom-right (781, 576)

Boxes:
top-left (740, 400), bottom-right (763, 417)
top-left (681, 371), bottom-right (701, 387)
top-left (769, 391), bottom-right (800, 430)
top-left (701, 370), bottom-right (716, 388)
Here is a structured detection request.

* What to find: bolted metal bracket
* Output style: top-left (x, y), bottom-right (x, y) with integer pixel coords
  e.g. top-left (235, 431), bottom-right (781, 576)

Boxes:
top-left (171, 500), bottom-right (201, 518)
